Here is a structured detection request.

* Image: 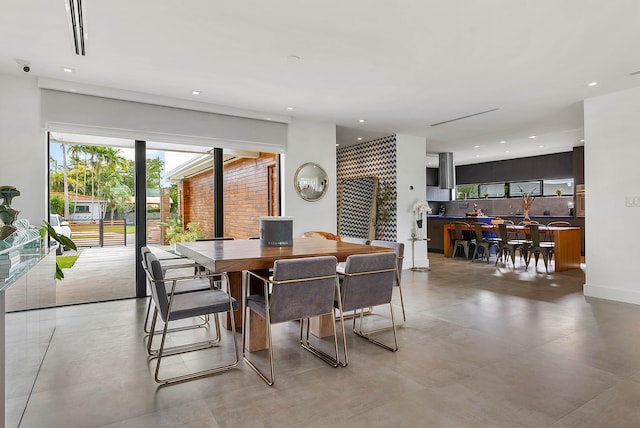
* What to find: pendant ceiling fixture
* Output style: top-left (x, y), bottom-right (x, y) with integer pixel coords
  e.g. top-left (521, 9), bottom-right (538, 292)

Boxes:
top-left (66, 0), bottom-right (87, 56)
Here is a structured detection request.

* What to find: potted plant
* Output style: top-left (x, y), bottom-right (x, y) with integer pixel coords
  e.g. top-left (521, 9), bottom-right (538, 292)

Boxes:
top-left (160, 216), bottom-right (204, 246)
top-left (555, 189), bottom-right (563, 196)
top-left (412, 200), bottom-right (432, 239)
top-left (41, 221), bottom-right (77, 280)
top-left (375, 183), bottom-right (396, 239)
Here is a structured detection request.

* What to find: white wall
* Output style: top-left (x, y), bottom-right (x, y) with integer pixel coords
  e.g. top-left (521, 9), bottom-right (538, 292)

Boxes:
top-left (41, 89), bottom-right (287, 152)
top-left (0, 74), bottom-right (47, 225)
top-left (283, 119), bottom-right (337, 237)
top-left (584, 86), bottom-right (640, 304)
top-left (396, 134), bottom-right (429, 268)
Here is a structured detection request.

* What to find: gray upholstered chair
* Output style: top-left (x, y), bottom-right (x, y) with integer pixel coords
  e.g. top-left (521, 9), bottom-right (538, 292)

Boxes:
top-left (336, 236), bottom-right (370, 273)
top-left (143, 252), bottom-right (239, 385)
top-left (140, 246), bottom-right (209, 335)
top-left (369, 240), bottom-right (406, 322)
top-left (242, 256), bottom-right (341, 386)
top-left (335, 252), bottom-right (398, 366)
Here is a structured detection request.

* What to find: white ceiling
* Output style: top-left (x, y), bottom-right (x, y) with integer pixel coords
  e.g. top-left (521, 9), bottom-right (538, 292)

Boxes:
top-left (2, 1), bottom-right (640, 165)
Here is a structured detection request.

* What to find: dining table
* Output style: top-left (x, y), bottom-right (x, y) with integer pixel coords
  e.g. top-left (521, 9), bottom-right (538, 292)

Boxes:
top-left (176, 237), bottom-right (392, 351)
top-left (442, 222), bottom-right (581, 272)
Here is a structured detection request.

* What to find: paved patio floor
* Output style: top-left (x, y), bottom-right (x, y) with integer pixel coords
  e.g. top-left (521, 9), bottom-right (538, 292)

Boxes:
top-left (56, 245), bottom-right (137, 305)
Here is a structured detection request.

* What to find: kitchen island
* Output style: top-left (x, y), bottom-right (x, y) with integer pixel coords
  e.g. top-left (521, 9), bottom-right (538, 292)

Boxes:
top-left (427, 215), bottom-right (584, 262)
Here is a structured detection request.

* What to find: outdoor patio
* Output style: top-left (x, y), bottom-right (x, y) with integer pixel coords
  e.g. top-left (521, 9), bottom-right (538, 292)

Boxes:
top-left (56, 245), bottom-right (137, 305)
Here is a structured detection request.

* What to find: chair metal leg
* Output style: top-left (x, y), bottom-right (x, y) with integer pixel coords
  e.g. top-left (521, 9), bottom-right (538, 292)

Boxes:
top-left (151, 303), bottom-right (238, 384)
top-left (352, 303), bottom-right (398, 352)
top-left (299, 314), bottom-right (340, 368)
top-left (146, 313), bottom-right (220, 357)
top-left (397, 283), bottom-right (407, 323)
top-left (242, 271), bottom-right (276, 386)
top-left (242, 304), bottom-right (276, 386)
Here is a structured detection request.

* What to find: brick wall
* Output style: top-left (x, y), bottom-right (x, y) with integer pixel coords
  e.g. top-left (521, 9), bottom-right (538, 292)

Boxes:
top-left (181, 170), bottom-right (215, 236)
top-left (178, 153), bottom-right (278, 239)
top-left (224, 153), bottom-right (277, 238)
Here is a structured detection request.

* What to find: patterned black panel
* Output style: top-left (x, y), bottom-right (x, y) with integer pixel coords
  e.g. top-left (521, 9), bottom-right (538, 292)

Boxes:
top-left (338, 177), bottom-right (377, 238)
top-left (336, 135), bottom-right (397, 241)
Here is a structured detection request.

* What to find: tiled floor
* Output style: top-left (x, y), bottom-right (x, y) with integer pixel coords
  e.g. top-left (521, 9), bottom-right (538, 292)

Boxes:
top-left (19, 254), bottom-right (640, 427)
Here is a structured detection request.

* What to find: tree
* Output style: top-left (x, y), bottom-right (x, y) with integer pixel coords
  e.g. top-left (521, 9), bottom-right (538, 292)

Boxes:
top-left (68, 144), bottom-right (84, 201)
top-left (106, 184), bottom-right (133, 220)
top-left (61, 143), bottom-right (70, 218)
top-left (457, 184), bottom-right (478, 199)
top-left (169, 183), bottom-right (179, 213)
top-left (50, 195), bottom-right (64, 216)
top-left (76, 146), bottom-right (128, 218)
top-left (146, 157), bottom-right (164, 189)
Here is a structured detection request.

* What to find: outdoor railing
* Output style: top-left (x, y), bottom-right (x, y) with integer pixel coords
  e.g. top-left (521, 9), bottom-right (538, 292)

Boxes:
top-left (69, 220), bottom-right (127, 247)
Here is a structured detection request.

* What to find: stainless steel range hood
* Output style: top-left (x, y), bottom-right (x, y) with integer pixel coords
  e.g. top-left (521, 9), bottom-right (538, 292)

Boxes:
top-left (438, 152), bottom-right (456, 189)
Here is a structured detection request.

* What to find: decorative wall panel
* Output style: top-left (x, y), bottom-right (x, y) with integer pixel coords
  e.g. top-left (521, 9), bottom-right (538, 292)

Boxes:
top-left (338, 177), bottom-right (377, 239)
top-left (336, 135), bottom-right (397, 241)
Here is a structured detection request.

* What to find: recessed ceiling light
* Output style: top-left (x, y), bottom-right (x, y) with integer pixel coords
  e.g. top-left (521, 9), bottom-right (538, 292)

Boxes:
top-left (538, 145), bottom-right (545, 148)
top-left (192, 90), bottom-right (201, 95)
top-left (358, 119), bottom-right (366, 123)
top-left (62, 67), bottom-right (74, 73)
top-left (265, 117), bottom-right (271, 121)
top-left (475, 155), bottom-right (480, 158)
top-left (69, 89), bottom-right (77, 92)
top-left (287, 106), bottom-right (295, 110)
top-left (499, 140), bottom-right (506, 144)
top-left (473, 145), bottom-right (480, 149)
top-left (528, 135), bottom-right (537, 139)
top-left (579, 139), bottom-right (585, 143)
top-left (357, 137), bottom-right (363, 141)
top-left (505, 150), bottom-right (510, 153)
top-left (587, 82), bottom-right (598, 87)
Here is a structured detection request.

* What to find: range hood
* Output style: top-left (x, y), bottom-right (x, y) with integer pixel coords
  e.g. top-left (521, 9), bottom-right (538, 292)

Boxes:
top-left (438, 152), bottom-right (456, 189)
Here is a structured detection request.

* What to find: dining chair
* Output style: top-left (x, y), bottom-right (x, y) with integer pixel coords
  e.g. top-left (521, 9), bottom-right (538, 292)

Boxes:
top-left (143, 252), bottom-right (239, 385)
top-left (525, 224), bottom-right (555, 273)
top-left (140, 246), bottom-right (210, 335)
top-left (242, 256), bottom-right (341, 386)
top-left (471, 223), bottom-right (498, 263)
top-left (369, 240), bottom-right (406, 322)
top-left (336, 236), bottom-right (370, 273)
top-left (545, 221), bottom-right (571, 243)
top-left (335, 252), bottom-right (398, 366)
top-left (341, 236), bottom-right (370, 245)
top-left (495, 223), bottom-right (525, 267)
top-left (547, 221), bottom-right (571, 227)
top-left (450, 221), bottom-right (474, 259)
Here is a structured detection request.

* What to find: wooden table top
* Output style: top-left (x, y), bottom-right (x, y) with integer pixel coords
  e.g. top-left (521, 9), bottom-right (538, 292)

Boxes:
top-left (176, 238), bottom-right (391, 273)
